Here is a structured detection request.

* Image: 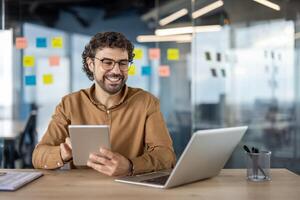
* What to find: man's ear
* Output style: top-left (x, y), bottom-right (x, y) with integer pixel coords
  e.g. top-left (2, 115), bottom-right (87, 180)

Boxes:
top-left (87, 57), bottom-right (94, 72)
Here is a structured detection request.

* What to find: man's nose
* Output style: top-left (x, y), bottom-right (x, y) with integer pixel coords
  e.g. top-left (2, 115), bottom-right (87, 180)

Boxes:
top-left (110, 63), bottom-right (122, 74)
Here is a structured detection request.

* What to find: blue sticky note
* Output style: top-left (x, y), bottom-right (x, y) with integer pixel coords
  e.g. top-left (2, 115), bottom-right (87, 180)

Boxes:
top-left (142, 66), bottom-right (151, 76)
top-left (36, 37), bottom-right (47, 48)
top-left (25, 75), bottom-right (36, 86)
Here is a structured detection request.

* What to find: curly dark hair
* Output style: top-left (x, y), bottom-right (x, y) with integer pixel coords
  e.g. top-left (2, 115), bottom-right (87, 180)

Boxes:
top-left (82, 32), bottom-right (135, 81)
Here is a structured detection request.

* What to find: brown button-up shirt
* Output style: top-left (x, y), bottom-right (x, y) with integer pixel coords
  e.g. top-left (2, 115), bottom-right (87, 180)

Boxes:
top-left (32, 84), bottom-right (176, 174)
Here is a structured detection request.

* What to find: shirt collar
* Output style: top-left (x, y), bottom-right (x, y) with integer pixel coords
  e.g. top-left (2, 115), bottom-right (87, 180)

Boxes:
top-left (88, 83), bottom-right (128, 110)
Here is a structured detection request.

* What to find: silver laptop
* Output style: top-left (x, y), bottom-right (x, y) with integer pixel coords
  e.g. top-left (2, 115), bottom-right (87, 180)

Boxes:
top-left (115, 126), bottom-right (247, 189)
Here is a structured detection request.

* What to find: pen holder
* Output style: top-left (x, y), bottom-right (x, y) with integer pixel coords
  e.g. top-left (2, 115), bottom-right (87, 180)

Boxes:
top-left (246, 151), bottom-right (271, 181)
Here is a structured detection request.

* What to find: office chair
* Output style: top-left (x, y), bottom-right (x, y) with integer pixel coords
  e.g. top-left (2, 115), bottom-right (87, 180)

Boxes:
top-left (18, 107), bottom-right (38, 168)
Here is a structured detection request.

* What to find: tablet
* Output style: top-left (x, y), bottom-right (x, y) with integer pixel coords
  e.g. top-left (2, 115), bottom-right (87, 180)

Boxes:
top-left (68, 125), bottom-right (110, 166)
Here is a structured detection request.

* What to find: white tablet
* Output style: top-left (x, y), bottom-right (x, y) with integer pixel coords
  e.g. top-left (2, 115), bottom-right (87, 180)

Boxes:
top-left (68, 125), bottom-right (110, 166)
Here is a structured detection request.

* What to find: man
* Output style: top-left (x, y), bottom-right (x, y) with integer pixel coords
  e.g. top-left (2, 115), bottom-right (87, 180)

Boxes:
top-left (32, 32), bottom-right (176, 176)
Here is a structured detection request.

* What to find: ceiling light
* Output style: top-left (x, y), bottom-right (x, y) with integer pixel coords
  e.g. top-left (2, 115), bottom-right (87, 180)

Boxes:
top-left (155, 25), bottom-right (222, 36)
top-left (192, 0), bottom-right (224, 19)
top-left (159, 8), bottom-right (189, 26)
top-left (252, 0), bottom-right (280, 11)
top-left (136, 34), bottom-right (192, 43)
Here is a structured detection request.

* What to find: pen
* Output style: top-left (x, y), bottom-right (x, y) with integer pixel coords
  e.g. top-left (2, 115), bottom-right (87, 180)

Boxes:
top-left (243, 145), bottom-right (267, 179)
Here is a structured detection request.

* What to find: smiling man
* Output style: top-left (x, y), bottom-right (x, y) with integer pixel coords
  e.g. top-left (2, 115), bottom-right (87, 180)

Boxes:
top-left (32, 32), bottom-right (176, 176)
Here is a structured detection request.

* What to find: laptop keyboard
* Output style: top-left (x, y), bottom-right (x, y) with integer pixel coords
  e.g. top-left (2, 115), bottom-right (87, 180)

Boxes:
top-left (141, 175), bottom-right (170, 185)
top-left (0, 172), bottom-right (43, 191)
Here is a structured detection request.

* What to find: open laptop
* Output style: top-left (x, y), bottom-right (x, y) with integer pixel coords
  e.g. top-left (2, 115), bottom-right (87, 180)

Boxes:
top-left (115, 126), bottom-right (247, 189)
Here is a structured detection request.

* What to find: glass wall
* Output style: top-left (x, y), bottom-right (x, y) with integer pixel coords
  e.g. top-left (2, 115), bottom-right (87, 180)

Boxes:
top-left (191, 0), bottom-right (300, 173)
top-left (1, 0), bottom-right (300, 174)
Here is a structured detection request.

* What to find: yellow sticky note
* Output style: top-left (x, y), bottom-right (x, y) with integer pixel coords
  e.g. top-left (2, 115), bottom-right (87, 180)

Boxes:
top-left (51, 37), bottom-right (63, 48)
top-left (43, 74), bottom-right (54, 85)
top-left (128, 65), bottom-right (136, 76)
top-left (134, 48), bottom-right (143, 60)
top-left (23, 56), bottom-right (35, 67)
top-left (167, 48), bottom-right (179, 61)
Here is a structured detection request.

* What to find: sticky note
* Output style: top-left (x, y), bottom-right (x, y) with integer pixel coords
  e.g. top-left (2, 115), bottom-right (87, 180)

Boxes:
top-left (128, 65), bottom-right (136, 76)
top-left (51, 37), bottom-right (63, 48)
top-left (149, 48), bottom-right (160, 60)
top-left (49, 56), bottom-right (60, 66)
top-left (159, 65), bottom-right (170, 77)
top-left (43, 74), bottom-right (54, 85)
top-left (25, 75), bottom-right (36, 86)
top-left (134, 49), bottom-right (143, 60)
top-left (142, 66), bottom-right (151, 76)
top-left (36, 37), bottom-right (47, 48)
top-left (23, 56), bottom-right (35, 67)
top-left (16, 37), bottom-right (28, 49)
top-left (167, 48), bottom-right (179, 61)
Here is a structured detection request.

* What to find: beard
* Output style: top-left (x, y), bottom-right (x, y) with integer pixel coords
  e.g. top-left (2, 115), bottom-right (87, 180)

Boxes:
top-left (95, 73), bottom-right (127, 95)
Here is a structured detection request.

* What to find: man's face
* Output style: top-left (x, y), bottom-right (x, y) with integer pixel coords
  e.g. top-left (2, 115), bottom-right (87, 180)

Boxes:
top-left (88, 48), bottom-right (129, 95)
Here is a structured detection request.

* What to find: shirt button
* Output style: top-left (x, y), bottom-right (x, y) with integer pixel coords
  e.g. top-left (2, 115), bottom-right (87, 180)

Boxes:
top-left (44, 165), bottom-right (48, 169)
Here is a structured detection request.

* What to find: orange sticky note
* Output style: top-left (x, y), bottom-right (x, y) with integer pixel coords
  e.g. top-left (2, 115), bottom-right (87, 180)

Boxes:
top-left (134, 49), bottom-right (143, 60)
top-left (128, 65), bottom-right (136, 76)
top-left (43, 74), bottom-right (54, 85)
top-left (159, 65), bottom-right (170, 77)
top-left (149, 48), bottom-right (160, 60)
top-left (51, 37), bottom-right (63, 48)
top-left (167, 48), bottom-right (179, 61)
top-left (16, 37), bottom-right (28, 49)
top-left (23, 56), bottom-right (35, 67)
top-left (49, 56), bottom-right (60, 66)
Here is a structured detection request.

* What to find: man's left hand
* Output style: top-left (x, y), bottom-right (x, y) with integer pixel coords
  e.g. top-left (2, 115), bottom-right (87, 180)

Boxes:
top-left (87, 147), bottom-right (132, 177)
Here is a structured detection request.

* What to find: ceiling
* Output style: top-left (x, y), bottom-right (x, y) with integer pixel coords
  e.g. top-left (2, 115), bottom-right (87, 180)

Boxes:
top-left (4, 0), bottom-right (167, 27)
top-left (3, 0), bottom-right (300, 28)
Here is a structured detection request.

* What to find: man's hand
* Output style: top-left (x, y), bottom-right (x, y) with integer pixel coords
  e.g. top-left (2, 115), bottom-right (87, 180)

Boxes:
top-left (87, 147), bottom-right (132, 177)
top-left (60, 137), bottom-right (72, 162)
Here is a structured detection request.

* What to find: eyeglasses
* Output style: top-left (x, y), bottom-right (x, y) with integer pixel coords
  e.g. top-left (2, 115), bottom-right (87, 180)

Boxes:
top-left (94, 57), bottom-right (132, 71)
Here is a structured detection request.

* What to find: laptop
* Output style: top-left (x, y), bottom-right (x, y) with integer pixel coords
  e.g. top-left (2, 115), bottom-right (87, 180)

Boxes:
top-left (0, 171), bottom-right (43, 191)
top-left (115, 126), bottom-right (248, 189)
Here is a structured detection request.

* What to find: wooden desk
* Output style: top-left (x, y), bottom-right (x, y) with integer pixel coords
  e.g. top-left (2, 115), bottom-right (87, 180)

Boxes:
top-left (1, 169), bottom-right (299, 200)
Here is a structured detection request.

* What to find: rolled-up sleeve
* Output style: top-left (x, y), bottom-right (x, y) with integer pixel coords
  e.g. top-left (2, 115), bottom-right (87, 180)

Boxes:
top-left (32, 99), bottom-right (70, 169)
top-left (130, 99), bottom-right (176, 174)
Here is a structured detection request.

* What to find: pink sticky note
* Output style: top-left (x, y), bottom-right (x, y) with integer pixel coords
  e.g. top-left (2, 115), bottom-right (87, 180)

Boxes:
top-left (16, 37), bottom-right (28, 49)
top-left (49, 56), bottom-right (60, 66)
top-left (149, 48), bottom-right (160, 60)
top-left (159, 65), bottom-right (170, 77)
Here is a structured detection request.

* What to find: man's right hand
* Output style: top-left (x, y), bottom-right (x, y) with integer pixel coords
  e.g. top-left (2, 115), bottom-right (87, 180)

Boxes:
top-left (60, 137), bottom-right (72, 162)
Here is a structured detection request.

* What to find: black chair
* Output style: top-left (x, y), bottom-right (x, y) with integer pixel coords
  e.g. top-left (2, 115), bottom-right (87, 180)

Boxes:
top-left (17, 107), bottom-right (38, 168)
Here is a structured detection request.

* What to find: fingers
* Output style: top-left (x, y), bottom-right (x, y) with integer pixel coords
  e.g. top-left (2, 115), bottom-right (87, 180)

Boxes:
top-left (60, 142), bottom-right (72, 162)
top-left (65, 137), bottom-right (72, 149)
top-left (99, 147), bottom-right (115, 160)
top-left (88, 153), bottom-right (114, 166)
top-left (87, 160), bottom-right (111, 175)
top-left (87, 150), bottom-right (131, 177)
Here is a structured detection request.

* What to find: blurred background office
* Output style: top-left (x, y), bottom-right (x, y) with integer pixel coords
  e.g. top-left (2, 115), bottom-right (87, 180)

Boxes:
top-left (0, 0), bottom-right (299, 174)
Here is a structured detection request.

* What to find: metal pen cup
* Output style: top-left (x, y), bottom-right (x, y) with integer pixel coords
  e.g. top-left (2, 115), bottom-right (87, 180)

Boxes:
top-left (246, 151), bottom-right (271, 181)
